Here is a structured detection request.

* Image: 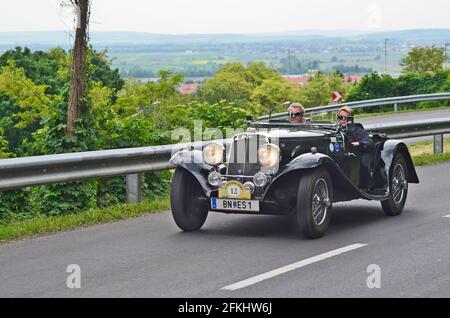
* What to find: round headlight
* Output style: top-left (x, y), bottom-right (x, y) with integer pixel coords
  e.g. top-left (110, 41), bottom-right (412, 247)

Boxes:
top-left (253, 172), bottom-right (268, 187)
top-left (243, 182), bottom-right (255, 194)
top-left (208, 171), bottom-right (222, 187)
top-left (203, 143), bottom-right (224, 166)
top-left (258, 144), bottom-right (280, 168)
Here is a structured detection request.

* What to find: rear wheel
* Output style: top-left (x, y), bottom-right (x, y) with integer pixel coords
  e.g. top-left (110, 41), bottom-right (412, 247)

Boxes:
top-left (296, 169), bottom-right (333, 239)
top-left (381, 154), bottom-right (408, 216)
top-left (170, 167), bottom-right (208, 231)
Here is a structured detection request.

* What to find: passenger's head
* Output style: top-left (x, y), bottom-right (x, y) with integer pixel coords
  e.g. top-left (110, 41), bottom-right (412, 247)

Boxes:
top-left (288, 103), bottom-right (305, 123)
top-left (337, 106), bottom-right (353, 128)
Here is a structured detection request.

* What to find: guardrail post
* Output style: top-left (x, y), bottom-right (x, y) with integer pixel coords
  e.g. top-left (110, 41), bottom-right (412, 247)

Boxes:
top-left (433, 134), bottom-right (444, 154)
top-left (394, 103), bottom-right (398, 112)
top-left (126, 174), bottom-right (142, 204)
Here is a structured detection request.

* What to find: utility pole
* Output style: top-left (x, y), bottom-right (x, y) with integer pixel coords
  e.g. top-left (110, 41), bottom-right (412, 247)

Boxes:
top-left (384, 38), bottom-right (389, 74)
top-left (287, 49), bottom-right (292, 75)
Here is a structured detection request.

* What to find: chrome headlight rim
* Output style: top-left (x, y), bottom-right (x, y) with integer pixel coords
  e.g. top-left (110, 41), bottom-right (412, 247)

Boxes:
top-left (207, 171), bottom-right (222, 187)
top-left (258, 143), bottom-right (280, 168)
top-left (243, 181), bottom-right (256, 194)
top-left (203, 142), bottom-right (225, 166)
top-left (253, 172), bottom-right (268, 187)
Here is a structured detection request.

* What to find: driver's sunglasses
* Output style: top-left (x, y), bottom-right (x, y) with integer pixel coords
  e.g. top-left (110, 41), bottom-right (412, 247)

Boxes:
top-left (290, 112), bottom-right (304, 118)
top-left (337, 115), bottom-right (349, 121)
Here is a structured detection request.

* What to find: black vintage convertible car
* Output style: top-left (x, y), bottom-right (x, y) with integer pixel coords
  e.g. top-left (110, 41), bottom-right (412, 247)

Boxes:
top-left (169, 118), bottom-right (419, 238)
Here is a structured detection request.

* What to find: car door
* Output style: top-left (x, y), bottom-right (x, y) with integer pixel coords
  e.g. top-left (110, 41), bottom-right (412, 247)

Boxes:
top-left (338, 131), bottom-right (361, 186)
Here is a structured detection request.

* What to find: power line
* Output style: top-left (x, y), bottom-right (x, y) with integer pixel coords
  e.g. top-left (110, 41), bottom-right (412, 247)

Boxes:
top-left (384, 38), bottom-right (388, 74)
top-left (445, 42), bottom-right (450, 60)
top-left (287, 49), bottom-right (291, 75)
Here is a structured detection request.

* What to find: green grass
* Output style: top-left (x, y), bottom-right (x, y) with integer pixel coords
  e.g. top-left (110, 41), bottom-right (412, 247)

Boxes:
top-left (408, 138), bottom-right (450, 157)
top-left (412, 152), bottom-right (450, 166)
top-left (0, 197), bottom-right (170, 244)
top-left (408, 138), bottom-right (450, 166)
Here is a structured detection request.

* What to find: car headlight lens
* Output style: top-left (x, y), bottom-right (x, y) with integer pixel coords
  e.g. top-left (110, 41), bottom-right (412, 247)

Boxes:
top-left (203, 143), bottom-right (224, 166)
top-left (208, 171), bottom-right (222, 187)
top-left (253, 172), bottom-right (268, 187)
top-left (258, 144), bottom-right (280, 167)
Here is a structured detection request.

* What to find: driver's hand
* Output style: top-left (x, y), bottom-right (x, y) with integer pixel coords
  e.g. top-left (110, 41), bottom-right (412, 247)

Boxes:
top-left (351, 142), bottom-right (360, 147)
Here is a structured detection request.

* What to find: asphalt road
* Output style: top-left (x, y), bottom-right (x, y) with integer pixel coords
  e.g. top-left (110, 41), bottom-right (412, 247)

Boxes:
top-left (1, 162), bottom-right (449, 297)
top-left (357, 108), bottom-right (450, 144)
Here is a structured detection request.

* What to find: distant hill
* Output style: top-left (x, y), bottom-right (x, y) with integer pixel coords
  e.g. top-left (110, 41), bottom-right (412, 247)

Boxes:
top-left (0, 29), bottom-right (448, 49)
top-left (349, 29), bottom-right (450, 44)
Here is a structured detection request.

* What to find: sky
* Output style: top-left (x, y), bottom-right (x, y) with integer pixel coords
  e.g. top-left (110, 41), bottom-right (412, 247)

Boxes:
top-left (1, 0), bottom-right (450, 34)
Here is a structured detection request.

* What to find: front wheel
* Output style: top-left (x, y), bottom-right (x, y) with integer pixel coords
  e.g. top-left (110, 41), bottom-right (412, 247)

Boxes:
top-left (381, 154), bottom-right (408, 216)
top-left (296, 169), bottom-right (333, 239)
top-left (170, 167), bottom-right (209, 231)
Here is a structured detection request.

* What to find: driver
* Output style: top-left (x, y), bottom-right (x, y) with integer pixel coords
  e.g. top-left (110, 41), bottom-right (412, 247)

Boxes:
top-left (288, 103), bottom-right (306, 123)
top-left (337, 106), bottom-right (372, 150)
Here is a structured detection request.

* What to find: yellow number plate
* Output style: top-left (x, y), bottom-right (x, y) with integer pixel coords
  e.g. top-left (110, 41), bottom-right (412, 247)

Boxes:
top-left (218, 180), bottom-right (251, 200)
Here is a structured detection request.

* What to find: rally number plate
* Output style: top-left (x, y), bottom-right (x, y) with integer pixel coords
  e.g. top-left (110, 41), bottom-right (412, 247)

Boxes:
top-left (211, 198), bottom-right (260, 212)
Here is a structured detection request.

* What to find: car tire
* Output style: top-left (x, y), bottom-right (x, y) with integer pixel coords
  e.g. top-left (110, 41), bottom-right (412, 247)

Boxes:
top-left (381, 154), bottom-right (408, 216)
top-left (296, 168), bottom-right (333, 239)
top-left (170, 167), bottom-right (208, 231)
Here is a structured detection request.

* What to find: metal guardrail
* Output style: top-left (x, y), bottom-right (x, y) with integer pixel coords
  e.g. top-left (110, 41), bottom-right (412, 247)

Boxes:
top-left (259, 92), bottom-right (450, 121)
top-left (365, 117), bottom-right (450, 139)
top-left (0, 139), bottom-right (230, 198)
top-left (0, 117), bottom-right (449, 203)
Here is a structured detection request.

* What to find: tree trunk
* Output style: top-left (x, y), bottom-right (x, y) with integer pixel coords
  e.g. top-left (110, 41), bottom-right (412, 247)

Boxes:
top-left (67, 0), bottom-right (89, 136)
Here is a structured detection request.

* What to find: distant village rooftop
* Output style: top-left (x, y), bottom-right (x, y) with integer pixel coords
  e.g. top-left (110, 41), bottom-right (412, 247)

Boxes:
top-left (283, 74), bottom-right (363, 86)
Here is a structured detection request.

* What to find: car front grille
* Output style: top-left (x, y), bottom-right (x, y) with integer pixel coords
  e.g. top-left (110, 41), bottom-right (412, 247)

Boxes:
top-left (226, 133), bottom-right (268, 176)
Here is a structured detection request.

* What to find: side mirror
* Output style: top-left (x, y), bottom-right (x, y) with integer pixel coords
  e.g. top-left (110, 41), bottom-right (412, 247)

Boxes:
top-left (246, 115), bottom-right (255, 127)
top-left (346, 116), bottom-right (355, 132)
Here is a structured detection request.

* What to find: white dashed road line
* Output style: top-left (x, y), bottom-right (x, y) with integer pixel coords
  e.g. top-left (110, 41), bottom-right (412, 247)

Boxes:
top-left (443, 214), bottom-right (450, 218)
top-left (221, 243), bottom-right (368, 291)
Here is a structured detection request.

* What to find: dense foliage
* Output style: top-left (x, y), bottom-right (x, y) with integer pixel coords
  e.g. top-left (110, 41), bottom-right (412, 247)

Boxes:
top-left (347, 70), bottom-right (450, 113)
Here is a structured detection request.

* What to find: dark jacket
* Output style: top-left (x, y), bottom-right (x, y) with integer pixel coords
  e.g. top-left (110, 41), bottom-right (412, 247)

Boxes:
top-left (342, 123), bottom-right (372, 150)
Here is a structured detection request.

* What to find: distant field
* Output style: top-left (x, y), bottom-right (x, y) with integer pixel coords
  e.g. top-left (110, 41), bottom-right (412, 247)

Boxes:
top-left (110, 49), bottom-right (407, 78)
top-left (111, 50), bottom-right (275, 77)
top-left (1, 29), bottom-right (447, 78)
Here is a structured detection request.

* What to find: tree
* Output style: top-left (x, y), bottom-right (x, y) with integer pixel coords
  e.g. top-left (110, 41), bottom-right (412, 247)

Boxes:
top-left (346, 72), bottom-right (398, 102)
top-left (196, 63), bottom-right (253, 106)
top-left (251, 78), bottom-right (294, 112)
top-left (0, 47), bottom-right (65, 95)
top-left (297, 72), bottom-right (352, 107)
top-left (400, 47), bottom-right (446, 74)
top-left (196, 62), bottom-right (285, 107)
top-left (65, 0), bottom-right (90, 136)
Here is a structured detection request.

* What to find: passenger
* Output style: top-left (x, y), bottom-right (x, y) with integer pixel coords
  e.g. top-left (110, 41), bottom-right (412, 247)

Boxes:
top-left (337, 106), bottom-right (372, 150)
top-left (288, 103), bottom-right (305, 123)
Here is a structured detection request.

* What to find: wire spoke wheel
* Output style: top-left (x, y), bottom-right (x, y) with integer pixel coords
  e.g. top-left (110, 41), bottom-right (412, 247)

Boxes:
top-left (297, 169), bottom-right (333, 239)
top-left (312, 179), bottom-right (330, 226)
top-left (382, 154), bottom-right (408, 216)
top-left (392, 164), bottom-right (407, 204)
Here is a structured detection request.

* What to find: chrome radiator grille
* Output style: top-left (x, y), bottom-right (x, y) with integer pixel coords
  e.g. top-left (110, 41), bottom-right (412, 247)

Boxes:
top-left (226, 134), bottom-right (268, 176)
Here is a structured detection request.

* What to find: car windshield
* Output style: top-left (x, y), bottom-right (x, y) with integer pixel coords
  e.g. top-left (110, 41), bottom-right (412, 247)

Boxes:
top-left (250, 119), bottom-right (338, 131)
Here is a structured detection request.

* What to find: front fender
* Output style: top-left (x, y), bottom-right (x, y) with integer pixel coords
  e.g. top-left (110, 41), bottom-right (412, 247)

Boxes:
top-left (169, 150), bottom-right (214, 196)
top-left (381, 140), bottom-right (419, 184)
top-left (263, 153), bottom-right (358, 200)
